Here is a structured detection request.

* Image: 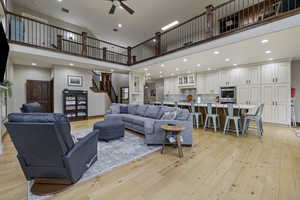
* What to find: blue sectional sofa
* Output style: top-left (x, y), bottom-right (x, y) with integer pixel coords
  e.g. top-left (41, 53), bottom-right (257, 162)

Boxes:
top-left (105, 104), bottom-right (193, 146)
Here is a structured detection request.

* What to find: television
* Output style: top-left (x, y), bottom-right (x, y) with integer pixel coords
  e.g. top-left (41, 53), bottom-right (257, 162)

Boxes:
top-left (0, 22), bottom-right (9, 84)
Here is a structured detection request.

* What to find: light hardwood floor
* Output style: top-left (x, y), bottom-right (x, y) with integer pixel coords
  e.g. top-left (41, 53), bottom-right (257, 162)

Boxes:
top-left (1, 117), bottom-right (300, 200)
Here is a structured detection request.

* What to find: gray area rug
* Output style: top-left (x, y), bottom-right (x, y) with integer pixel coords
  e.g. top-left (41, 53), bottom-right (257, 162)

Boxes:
top-left (29, 129), bottom-right (161, 200)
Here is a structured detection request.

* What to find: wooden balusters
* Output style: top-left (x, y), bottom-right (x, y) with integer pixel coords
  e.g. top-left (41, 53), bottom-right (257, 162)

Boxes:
top-left (57, 35), bottom-right (62, 51)
top-left (155, 32), bottom-right (161, 56)
top-left (81, 32), bottom-right (87, 56)
top-left (205, 4), bottom-right (214, 39)
top-left (127, 46), bottom-right (132, 65)
top-left (103, 47), bottom-right (107, 61)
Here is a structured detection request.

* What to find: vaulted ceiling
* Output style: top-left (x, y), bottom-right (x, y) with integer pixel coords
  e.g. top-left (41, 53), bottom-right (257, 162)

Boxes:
top-left (11, 0), bottom-right (227, 46)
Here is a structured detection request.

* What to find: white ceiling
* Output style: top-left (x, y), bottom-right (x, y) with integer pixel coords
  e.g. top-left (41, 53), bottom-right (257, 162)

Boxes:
top-left (133, 26), bottom-right (300, 80)
top-left (11, 0), bottom-right (226, 46)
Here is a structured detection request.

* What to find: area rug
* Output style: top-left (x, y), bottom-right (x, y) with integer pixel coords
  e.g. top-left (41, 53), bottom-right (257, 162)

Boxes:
top-left (29, 129), bottom-right (161, 200)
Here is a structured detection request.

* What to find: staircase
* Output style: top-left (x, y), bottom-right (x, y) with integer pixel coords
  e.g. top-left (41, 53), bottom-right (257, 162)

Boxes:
top-left (90, 71), bottom-right (118, 103)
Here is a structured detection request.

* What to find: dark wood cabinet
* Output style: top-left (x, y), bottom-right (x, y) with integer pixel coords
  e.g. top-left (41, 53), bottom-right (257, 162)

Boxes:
top-left (63, 90), bottom-right (88, 121)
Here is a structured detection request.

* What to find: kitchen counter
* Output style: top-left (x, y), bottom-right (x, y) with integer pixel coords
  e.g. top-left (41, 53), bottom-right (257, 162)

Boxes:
top-left (152, 101), bottom-right (257, 110)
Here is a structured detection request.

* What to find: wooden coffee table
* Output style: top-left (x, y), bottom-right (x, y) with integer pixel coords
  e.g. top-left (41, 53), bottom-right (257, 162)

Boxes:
top-left (160, 125), bottom-right (186, 158)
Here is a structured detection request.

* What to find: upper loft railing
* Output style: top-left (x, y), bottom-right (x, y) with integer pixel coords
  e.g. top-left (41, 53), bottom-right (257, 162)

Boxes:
top-left (3, 0), bottom-right (300, 66)
top-left (5, 11), bottom-right (129, 65)
top-left (131, 0), bottom-right (300, 64)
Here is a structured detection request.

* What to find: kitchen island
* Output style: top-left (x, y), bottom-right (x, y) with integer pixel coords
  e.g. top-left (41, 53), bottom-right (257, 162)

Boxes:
top-left (152, 101), bottom-right (258, 130)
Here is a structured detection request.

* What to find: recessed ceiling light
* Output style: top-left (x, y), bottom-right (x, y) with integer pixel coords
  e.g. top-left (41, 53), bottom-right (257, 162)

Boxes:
top-left (160, 71), bottom-right (163, 74)
top-left (261, 39), bottom-right (269, 44)
top-left (160, 75), bottom-right (163, 78)
top-left (208, 68), bottom-right (211, 71)
top-left (161, 20), bottom-right (179, 31)
top-left (213, 51), bottom-right (220, 55)
top-left (111, 69), bottom-right (114, 72)
top-left (233, 64), bottom-right (238, 66)
top-left (269, 58), bottom-right (274, 61)
top-left (176, 68), bottom-right (179, 71)
top-left (225, 58), bottom-right (230, 62)
top-left (32, 63), bottom-right (37, 66)
top-left (144, 68), bottom-right (148, 71)
top-left (183, 58), bottom-right (188, 62)
top-left (57, 0), bottom-right (63, 2)
top-left (265, 50), bottom-right (272, 54)
top-left (147, 73), bottom-right (151, 76)
top-left (197, 64), bottom-right (201, 67)
top-left (161, 64), bottom-right (165, 67)
top-left (118, 24), bottom-right (122, 28)
top-left (153, 39), bottom-right (156, 42)
top-left (69, 63), bottom-right (74, 66)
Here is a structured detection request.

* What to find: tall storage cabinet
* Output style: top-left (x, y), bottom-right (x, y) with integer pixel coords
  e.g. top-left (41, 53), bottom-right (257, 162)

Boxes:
top-left (261, 62), bottom-right (291, 125)
top-left (63, 90), bottom-right (88, 121)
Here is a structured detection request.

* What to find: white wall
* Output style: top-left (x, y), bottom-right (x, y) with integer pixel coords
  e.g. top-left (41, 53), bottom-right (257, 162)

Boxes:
top-left (53, 65), bottom-right (110, 116)
top-left (291, 61), bottom-right (300, 123)
top-left (111, 73), bottom-right (129, 99)
top-left (12, 65), bottom-right (52, 112)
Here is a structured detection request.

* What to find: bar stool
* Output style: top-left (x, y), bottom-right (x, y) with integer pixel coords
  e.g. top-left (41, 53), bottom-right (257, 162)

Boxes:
top-left (191, 103), bottom-right (203, 128)
top-left (242, 104), bottom-right (264, 136)
top-left (223, 104), bottom-right (242, 136)
top-left (174, 101), bottom-right (178, 108)
top-left (204, 103), bottom-right (220, 132)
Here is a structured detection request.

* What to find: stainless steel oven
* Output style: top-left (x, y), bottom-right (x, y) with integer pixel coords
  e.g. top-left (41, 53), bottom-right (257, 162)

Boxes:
top-left (220, 87), bottom-right (236, 104)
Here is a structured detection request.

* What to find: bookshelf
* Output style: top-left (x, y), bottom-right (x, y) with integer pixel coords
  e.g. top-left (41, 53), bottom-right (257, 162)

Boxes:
top-left (63, 89), bottom-right (88, 121)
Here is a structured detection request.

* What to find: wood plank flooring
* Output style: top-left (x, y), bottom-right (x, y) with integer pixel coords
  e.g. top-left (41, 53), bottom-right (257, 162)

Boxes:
top-left (0, 117), bottom-right (300, 200)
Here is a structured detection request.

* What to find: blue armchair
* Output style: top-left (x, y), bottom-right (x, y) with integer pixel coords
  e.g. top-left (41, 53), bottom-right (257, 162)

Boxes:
top-left (5, 113), bottom-right (98, 184)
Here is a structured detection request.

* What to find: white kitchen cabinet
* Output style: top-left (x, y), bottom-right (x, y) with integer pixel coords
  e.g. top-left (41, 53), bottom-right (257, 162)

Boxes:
top-left (164, 77), bottom-right (180, 95)
top-left (178, 74), bottom-right (196, 88)
top-left (262, 62), bottom-right (290, 84)
top-left (237, 85), bottom-right (261, 105)
top-left (205, 72), bottom-right (219, 94)
top-left (238, 66), bottom-right (261, 85)
top-left (261, 83), bottom-right (290, 124)
top-left (196, 73), bottom-right (206, 94)
top-left (219, 68), bottom-right (238, 86)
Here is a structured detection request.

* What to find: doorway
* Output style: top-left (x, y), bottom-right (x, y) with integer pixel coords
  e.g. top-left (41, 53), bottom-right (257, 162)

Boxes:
top-left (120, 87), bottom-right (129, 104)
top-left (26, 80), bottom-right (53, 112)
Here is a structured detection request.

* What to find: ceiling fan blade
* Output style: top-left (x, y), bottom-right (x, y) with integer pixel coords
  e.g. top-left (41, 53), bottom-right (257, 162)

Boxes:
top-left (120, 1), bottom-right (135, 15)
top-left (109, 4), bottom-right (116, 14)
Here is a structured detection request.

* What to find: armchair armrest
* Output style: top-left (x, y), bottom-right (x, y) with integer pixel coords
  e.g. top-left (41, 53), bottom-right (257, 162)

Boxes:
top-left (64, 130), bottom-right (98, 182)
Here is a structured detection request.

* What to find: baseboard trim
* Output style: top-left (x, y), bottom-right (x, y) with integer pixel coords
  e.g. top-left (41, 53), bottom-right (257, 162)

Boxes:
top-left (88, 115), bottom-right (104, 120)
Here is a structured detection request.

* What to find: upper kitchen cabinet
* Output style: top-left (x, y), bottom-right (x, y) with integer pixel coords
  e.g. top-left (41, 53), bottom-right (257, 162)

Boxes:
top-left (238, 66), bottom-right (261, 85)
top-left (219, 68), bottom-right (238, 86)
top-left (164, 77), bottom-right (180, 95)
top-left (205, 71), bottom-right (219, 94)
top-left (261, 62), bottom-right (290, 84)
top-left (178, 74), bottom-right (196, 88)
top-left (196, 73), bottom-right (206, 94)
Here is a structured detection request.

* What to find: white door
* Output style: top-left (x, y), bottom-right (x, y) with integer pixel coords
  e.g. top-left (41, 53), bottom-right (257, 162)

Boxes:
top-left (248, 66), bottom-right (261, 85)
top-left (237, 86), bottom-right (249, 104)
top-left (249, 85), bottom-right (261, 105)
top-left (274, 84), bottom-right (290, 124)
top-left (197, 74), bottom-right (206, 94)
top-left (261, 64), bottom-right (275, 84)
top-left (238, 68), bottom-right (249, 86)
top-left (262, 84), bottom-right (275, 122)
top-left (275, 63), bottom-right (290, 84)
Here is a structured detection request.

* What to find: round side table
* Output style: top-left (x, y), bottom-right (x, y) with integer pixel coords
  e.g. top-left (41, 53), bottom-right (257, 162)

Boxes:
top-left (160, 125), bottom-right (186, 158)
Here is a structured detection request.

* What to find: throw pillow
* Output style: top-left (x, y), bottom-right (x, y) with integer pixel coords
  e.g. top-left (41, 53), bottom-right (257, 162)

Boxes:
top-left (120, 106), bottom-right (128, 114)
top-left (161, 111), bottom-right (177, 120)
top-left (144, 105), bottom-right (161, 119)
top-left (111, 103), bottom-right (120, 114)
top-left (128, 104), bottom-right (139, 115)
top-left (175, 109), bottom-right (190, 121)
top-left (136, 105), bottom-right (148, 116)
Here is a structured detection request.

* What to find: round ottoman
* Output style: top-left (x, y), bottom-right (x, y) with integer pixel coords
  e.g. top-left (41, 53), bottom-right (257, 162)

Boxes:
top-left (93, 120), bottom-right (124, 142)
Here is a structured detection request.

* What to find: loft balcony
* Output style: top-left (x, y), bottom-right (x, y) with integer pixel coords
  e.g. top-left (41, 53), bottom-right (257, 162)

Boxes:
top-left (3, 0), bottom-right (300, 66)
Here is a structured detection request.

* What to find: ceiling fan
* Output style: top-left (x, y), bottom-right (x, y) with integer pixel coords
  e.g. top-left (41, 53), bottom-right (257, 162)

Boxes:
top-left (106, 0), bottom-right (135, 15)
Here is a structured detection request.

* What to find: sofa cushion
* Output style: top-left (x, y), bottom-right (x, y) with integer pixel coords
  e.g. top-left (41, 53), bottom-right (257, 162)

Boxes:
top-left (123, 115), bottom-right (146, 126)
top-left (111, 103), bottom-right (120, 114)
top-left (144, 105), bottom-right (161, 119)
top-left (161, 111), bottom-right (177, 120)
top-left (120, 106), bottom-right (128, 114)
top-left (136, 105), bottom-right (148, 117)
top-left (175, 109), bottom-right (190, 121)
top-left (128, 104), bottom-right (139, 115)
top-left (157, 106), bottom-right (177, 119)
